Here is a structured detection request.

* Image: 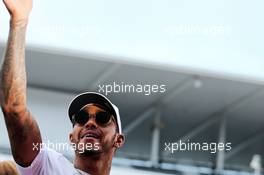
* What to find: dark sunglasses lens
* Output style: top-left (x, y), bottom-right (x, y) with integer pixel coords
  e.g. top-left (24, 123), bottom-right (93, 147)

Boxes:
top-left (75, 110), bottom-right (89, 125)
top-left (96, 112), bottom-right (111, 125)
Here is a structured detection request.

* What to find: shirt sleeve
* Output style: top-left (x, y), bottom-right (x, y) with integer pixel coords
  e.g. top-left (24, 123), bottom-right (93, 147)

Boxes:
top-left (16, 146), bottom-right (63, 175)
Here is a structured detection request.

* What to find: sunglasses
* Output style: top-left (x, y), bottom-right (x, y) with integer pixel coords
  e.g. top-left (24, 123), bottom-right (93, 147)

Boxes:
top-left (72, 109), bottom-right (114, 127)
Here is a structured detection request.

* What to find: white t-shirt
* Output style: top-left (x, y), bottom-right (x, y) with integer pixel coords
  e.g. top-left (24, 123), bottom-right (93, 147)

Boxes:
top-left (16, 146), bottom-right (90, 175)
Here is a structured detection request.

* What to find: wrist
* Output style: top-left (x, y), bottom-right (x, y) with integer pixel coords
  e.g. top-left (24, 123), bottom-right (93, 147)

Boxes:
top-left (10, 18), bottom-right (28, 28)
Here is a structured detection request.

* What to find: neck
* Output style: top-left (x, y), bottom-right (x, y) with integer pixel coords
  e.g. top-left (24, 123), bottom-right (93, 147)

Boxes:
top-left (74, 151), bottom-right (114, 175)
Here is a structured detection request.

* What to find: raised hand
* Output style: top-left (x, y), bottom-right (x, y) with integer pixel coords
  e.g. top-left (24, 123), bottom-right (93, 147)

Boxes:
top-left (3, 0), bottom-right (33, 24)
top-left (1, 0), bottom-right (42, 167)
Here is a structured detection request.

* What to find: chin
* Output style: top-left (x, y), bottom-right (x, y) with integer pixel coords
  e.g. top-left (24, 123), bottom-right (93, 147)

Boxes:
top-left (81, 149), bottom-right (102, 156)
top-left (76, 139), bottom-right (102, 155)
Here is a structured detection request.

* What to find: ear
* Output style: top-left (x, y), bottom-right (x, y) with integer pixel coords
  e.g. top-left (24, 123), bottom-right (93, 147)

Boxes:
top-left (114, 134), bottom-right (125, 148)
top-left (69, 133), bottom-right (74, 143)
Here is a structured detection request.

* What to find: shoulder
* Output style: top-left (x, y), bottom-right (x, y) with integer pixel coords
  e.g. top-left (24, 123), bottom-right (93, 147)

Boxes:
top-left (44, 146), bottom-right (72, 164)
top-left (17, 146), bottom-right (75, 175)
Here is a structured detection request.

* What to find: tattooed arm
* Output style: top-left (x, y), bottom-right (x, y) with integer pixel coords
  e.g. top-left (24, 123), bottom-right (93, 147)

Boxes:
top-left (0, 0), bottom-right (42, 167)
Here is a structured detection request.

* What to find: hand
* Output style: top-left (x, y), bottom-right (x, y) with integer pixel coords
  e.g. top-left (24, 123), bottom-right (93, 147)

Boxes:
top-left (3, 0), bottom-right (32, 25)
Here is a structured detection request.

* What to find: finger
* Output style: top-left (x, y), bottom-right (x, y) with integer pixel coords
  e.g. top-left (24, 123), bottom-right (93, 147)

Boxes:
top-left (2, 0), bottom-right (15, 13)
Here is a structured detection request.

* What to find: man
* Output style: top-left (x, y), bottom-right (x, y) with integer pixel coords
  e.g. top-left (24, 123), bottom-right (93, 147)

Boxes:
top-left (0, 0), bottom-right (125, 174)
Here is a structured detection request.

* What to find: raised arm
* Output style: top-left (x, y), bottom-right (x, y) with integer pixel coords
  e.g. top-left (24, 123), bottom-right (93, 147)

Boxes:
top-left (0, 0), bottom-right (42, 167)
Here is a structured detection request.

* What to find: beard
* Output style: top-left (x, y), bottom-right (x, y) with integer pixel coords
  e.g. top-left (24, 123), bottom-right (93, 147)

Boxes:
top-left (80, 148), bottom-right (102, 157)
top-left (83, 133), bottom-right (117, 157)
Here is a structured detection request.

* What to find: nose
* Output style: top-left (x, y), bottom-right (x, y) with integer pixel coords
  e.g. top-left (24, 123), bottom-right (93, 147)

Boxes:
top-left (84, 116), bottom-right (98, 129)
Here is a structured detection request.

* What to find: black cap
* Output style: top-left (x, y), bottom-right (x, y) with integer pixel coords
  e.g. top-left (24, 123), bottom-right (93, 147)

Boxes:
top-left (68, 92), bottom-right (122, 133)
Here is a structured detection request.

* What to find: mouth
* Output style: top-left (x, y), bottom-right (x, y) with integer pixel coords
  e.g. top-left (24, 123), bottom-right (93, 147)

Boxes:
top-left (80, 132), bottom-right (100, 139)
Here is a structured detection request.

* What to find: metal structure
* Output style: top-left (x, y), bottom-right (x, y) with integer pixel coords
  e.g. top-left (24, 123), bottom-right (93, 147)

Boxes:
top-left (0, 44), bottom-right (263, 174)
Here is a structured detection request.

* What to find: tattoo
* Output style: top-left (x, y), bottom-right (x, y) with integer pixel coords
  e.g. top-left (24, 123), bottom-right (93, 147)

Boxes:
top-left (1, 24), bottom-right (27, 108)
top-left (0, 23), bottom-right (42, 166)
